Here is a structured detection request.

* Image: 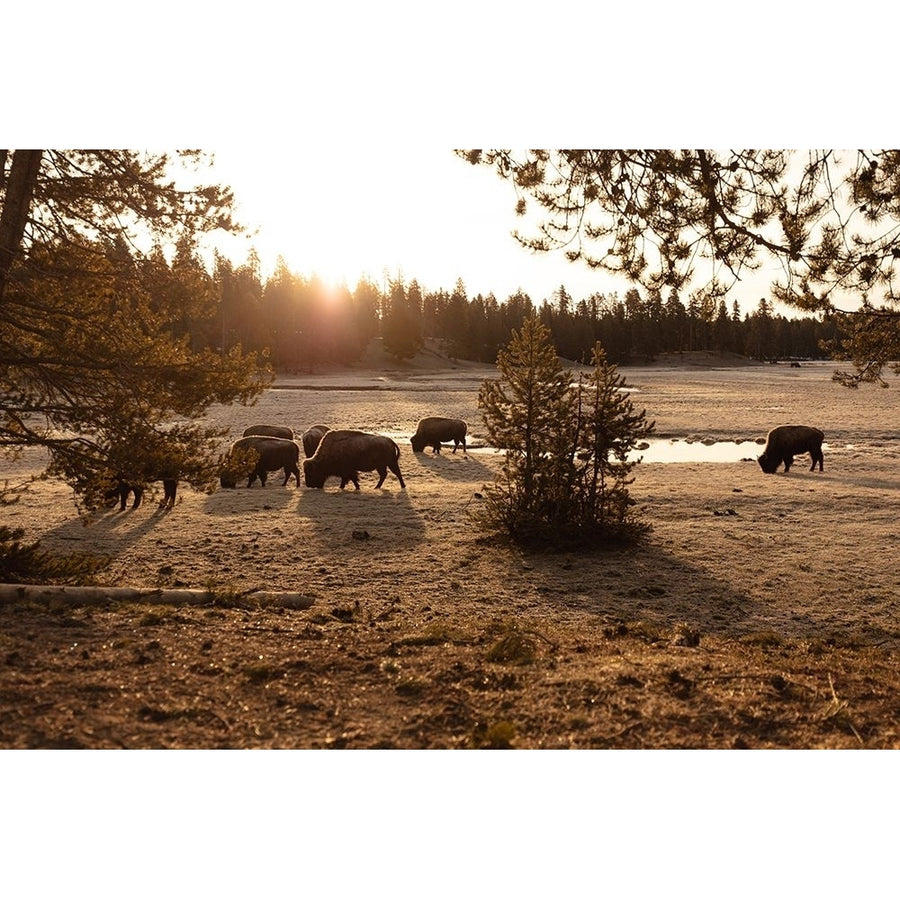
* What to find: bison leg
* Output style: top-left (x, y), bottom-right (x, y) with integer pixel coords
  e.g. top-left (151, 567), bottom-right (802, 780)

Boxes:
top-left (131, 486), bottom-right (144, 509)
top-left (162, 479), bottom-right (177, 507)
top-left (388, 461), bottom-right (406, 489)
top-left (811, 449), bottom-right (824, 471)
top-left (432, 442), bottom-right (442, 454)
top-left (283, 464), bottom-right (300, 486)
top-left (783, 455), bottom-right (794, 473)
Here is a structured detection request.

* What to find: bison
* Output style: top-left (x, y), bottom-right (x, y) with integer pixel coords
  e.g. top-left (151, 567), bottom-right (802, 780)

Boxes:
top-left (303, 429), bottom-right (406, 490)
top-left (410, 416), bottom-right (468, 454)
top-left (757, 425), bottom-right (825, 474)
top-left (242, 424), bottom-right (295, 440)
top-left (300, 424), bottom-right (331, 458)
top-left (111, 478), bottom-right (178, 510)
top-left (220, 435), bottom-right (301, 488)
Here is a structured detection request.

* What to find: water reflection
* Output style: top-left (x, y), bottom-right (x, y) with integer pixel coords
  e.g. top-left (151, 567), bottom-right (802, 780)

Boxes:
top-left (632, 439), bottom-right (762, 463)
top-left (393, 433), bottom-right (831, 465)
top-left (463, 439), bottom-right (768, 463)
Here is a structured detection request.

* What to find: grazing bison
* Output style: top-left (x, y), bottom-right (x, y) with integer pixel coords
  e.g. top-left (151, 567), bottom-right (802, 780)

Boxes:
top-left (303, 429), bottom-right (406, 490)
top-left (111, 478), bottom-right (178, 510)
top-left (300, 424), bottom-right (331, 458)
top-left (242, 424), bottom-right (295, 440)
top-left (220, 435), bottom-right (301, 488)
top-left (757, 425), bottom-right (825, 474)
top-left (410, 416), bottom-right (468, 454)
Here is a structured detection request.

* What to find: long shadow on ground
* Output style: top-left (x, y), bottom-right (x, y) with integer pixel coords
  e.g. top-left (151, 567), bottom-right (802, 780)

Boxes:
top-left (482, 536), bottom-right (887, 645)
top-left (202, 481), bottom-right (299, 516)
top-left (407, 449), bottom-right (494, 485)
top-left (295, 477), bottom-right (425, 553)
top-left (37, 501), bottom-right (175, 559)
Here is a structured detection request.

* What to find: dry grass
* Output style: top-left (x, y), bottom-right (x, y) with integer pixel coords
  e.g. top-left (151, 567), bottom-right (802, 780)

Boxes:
top-left (2, 356), bottom-right (900, 748)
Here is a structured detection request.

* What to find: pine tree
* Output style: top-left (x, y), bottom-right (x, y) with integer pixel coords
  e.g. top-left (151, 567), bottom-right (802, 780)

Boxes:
top-left (477, 317), bottom-right (652, 545)
top-left (0, 151), bottom-right (270, 520)
top-left (569, 343), bottom-right (655, 541)
top-left (381, 279), bottom-right (420, 360)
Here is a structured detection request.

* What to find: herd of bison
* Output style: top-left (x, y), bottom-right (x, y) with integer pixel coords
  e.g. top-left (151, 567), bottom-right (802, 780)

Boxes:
top-left (116, 415), bottom-right (470, 509)
top-left (116, 417), bottom-right (826, 511)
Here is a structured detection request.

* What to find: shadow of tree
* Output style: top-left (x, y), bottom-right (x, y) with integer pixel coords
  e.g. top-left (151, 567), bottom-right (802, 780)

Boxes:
top-left (493, 538), bottom-right (766, 641)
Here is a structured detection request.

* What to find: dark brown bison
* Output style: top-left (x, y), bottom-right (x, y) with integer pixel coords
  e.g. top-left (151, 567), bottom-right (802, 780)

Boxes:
top-left (757, 425), bottom-right (825, 474)
top-left (300, 424), bottom-right (331, 458)
top-left (303, 429), bottom-right (406, 490)
top-left (410, 416), bottom-right (468, 454)
top-left (111, 478), bottom-right (178, 510)
top-left (220, 436), bottom-right (301, 488)
top-left (242, 424), bottom-right (295, 440)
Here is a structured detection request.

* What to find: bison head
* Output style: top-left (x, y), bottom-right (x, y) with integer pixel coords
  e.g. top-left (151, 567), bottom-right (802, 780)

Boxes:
top-left (302, 458), bottom-right (325, 489)
top-left (757, 453), bottom-right (779, 474)
top-left (410, 434), bottom-right (427, 452)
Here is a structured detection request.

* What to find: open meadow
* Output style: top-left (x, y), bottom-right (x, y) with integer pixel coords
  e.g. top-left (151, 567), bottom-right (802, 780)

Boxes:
top-left (2, 350), bottom-right (900, 748)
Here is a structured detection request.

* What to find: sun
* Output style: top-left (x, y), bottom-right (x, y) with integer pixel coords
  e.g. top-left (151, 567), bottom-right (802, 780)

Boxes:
top-left (206, 150), bottom-right (397, 291)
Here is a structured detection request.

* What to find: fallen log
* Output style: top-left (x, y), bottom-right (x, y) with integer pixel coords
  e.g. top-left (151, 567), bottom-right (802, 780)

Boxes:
top-left (0, 583), bottom-right (315, 610)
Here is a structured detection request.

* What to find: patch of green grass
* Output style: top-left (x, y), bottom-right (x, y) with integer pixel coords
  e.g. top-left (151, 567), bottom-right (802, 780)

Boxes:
top-left (203, 581), bottom-right (246, 608)
top-left (137, 606), bottom-right (176, 626)
top-left (486, 628), bottom-right (538, 665)
top-left (242, 663), bottom-right (285, 684)
top-left (393, 623), bottom-right (475, 649)
top-left (472, 720), bottom-right (516, 749)
top-left (395, 677), bottom-right (430, 696)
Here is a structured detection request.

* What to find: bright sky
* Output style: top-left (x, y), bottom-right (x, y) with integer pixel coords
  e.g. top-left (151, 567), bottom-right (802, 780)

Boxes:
top-left (13, 3), bottom-right (882, 321)
top-left (206, 147), bottom-right (619, 302)
top-left (205, 147), bottom-right (784, 311)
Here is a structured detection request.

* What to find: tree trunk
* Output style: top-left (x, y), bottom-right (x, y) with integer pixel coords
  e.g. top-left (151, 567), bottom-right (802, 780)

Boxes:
top-left (0, 583), bottom-right (315, 609)
top-left (0, 149), bottom-right (43, 301)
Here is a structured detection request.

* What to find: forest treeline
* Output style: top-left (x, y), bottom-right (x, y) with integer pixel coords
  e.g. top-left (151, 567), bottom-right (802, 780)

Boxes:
top-left (204, 250), bottom-right (839, 370)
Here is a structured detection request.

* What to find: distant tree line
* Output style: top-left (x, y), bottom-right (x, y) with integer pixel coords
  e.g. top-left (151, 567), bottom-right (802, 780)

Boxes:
top-left (205, 252), bottom-right (839, 370)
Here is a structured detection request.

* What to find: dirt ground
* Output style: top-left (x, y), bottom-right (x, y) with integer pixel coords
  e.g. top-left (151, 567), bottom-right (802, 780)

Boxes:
top-left (3, 350), bottom-right (900, 749)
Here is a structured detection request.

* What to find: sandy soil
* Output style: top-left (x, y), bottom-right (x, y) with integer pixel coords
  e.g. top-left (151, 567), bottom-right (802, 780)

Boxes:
top-left (2, 352), bottom-right (900, 748)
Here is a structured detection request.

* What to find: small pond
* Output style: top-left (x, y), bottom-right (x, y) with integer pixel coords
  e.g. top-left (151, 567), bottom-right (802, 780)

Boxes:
top-left (389, 435), bottom-right (837, 464)
top-left (632, 439), bottom-right (762, 463)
